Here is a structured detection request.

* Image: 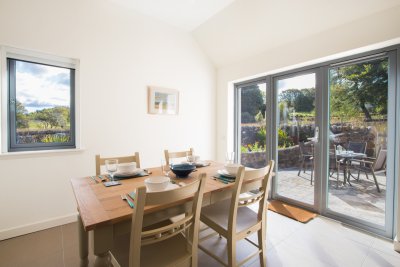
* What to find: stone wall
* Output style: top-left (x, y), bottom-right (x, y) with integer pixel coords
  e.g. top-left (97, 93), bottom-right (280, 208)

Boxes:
top-left (240, 122), bottom-right (385, 168)
top-left (241, 146), bottom-right (301, 169)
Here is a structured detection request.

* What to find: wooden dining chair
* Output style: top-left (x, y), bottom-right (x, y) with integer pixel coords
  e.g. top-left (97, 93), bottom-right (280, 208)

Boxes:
top-left (164, 147), bottom-right (194, 165)
top-left (95, 152), bottom-right (140, 175)
top-left (111, 173), bottom-right (207, 267)
top-left (198, 160), bottom-right (275, 267)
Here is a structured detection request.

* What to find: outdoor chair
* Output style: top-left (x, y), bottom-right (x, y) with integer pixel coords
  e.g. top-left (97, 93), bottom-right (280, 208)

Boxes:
top-left (297, 141), bottom-right (314, 184)
top-left (349, 148), bottom-right (386, 192)
top-left (347, 141), bottom-right (367, 154)
top-left (95, 152), bottom-right (140, 175)
top-left (198, 161), bottom-right (274, 267)
top-left (164, 147), bottom-right (194, 165)
top-left (111, 173), bottom-right (207, 267)
top-left (346, 141), bottom-right (367, 180)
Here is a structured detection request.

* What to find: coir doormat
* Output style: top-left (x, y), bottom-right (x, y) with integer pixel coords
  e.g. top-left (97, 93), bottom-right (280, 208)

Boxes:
top-left (268, 200), bottom-right (317, 223)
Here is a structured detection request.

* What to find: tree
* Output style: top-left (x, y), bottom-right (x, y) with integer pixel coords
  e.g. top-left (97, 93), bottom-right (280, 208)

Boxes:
top-left (16, 100), bottom-right (29, 128)
top-left (330, 58), bottom-right (388, 120)
top-left (241, 85), bottom-right (264, 123)
top-left (32, 106), bottom-right (70, 129)
top-left (279, 88), bottom-right (315, 113)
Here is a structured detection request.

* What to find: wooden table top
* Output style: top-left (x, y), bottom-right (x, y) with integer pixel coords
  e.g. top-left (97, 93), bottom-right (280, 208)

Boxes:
top-left (71, 161), bottom-right (265, 231)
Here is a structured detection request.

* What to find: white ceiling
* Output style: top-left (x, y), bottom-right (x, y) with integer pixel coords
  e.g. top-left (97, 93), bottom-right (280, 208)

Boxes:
top-left (192, 0), bottom-right (400, 67)
top-left (108, 0), bottom-right (400, 67)
top-left (108, 0), bottom-right (237, 31)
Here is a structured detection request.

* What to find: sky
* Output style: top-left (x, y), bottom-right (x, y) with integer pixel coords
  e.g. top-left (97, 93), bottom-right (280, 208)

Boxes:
top-left (277, 73), bottom-right (315, 91)
top-left (15, 60), bottom-right (71, 113)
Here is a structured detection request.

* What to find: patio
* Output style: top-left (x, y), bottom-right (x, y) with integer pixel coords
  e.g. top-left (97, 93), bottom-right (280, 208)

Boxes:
top-left (277, 168), bottom-right (386, 226)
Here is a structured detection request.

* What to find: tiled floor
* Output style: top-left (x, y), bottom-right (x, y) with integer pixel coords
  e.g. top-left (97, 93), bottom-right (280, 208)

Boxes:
top-left (1, 211), bottom-right (399, 267)
top-left (278, 168), bottom-right (386, 225)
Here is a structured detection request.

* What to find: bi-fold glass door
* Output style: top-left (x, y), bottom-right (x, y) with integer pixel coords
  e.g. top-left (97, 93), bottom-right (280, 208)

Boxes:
top-left (324, 52), bottom-right (396, 237)
top-left (266, 50), bottom-right (396, 238)
top-left (272, 70), bottom-right (321, 210)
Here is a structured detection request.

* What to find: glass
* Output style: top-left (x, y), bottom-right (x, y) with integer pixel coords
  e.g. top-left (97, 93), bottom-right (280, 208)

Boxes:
top-left (105, 159), bottom-right (118, 182)
top-left (328, 57), bottom-right (388, 227)
top-left (237, 82), bottom-right (267, 168)
top-left (186, 151), bottom-right (193, 164)
top-left (161, 159), bottom-right (170, 177)
top-left (225, 152), bottom-right (235, 164)
top-left (13, 59), bottom-right (72, 145)
top-left (275, 73), bottom-right (316, 205)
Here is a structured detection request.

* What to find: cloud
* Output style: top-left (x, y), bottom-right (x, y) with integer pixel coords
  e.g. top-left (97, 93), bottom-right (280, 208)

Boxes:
top-left (16, 61), bottom-right (47, 76)
top-left (49, 72), bottom-right (70, 87)
top-left (23, 99), bottom-right (54, 109)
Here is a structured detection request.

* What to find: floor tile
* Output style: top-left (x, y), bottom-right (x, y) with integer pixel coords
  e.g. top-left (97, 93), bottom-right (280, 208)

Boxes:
top-left (362, 248), bottom-right (400, 267)
top-left (0, 226), bottom-right (63, 267)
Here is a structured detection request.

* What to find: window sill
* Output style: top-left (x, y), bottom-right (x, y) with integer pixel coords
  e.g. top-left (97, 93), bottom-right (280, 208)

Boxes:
top-left (0, 148), bottom-right (85, 159)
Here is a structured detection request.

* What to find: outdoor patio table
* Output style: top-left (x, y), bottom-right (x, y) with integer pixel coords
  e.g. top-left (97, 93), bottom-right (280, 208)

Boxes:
top-left (336, 151), bottom-right (366, 185)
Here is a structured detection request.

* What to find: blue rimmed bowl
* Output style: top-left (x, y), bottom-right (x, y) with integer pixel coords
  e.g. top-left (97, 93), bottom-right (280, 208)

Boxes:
top-left (170, 163), bottom-right (196, 178)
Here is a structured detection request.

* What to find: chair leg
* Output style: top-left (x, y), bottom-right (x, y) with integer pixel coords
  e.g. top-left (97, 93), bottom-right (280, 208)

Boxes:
top-left (371, 170), bottom-right (381, 193)
top-left (336, 164), bottom-right (340, 188)
top-left (258, 227), bottom-right (266, 267)
top-left (227, 237), bottom-right (236, 267)
top-left (297, 159), bottom-right (304, 176)
top-left (310, 167), bottom-right (314, 185)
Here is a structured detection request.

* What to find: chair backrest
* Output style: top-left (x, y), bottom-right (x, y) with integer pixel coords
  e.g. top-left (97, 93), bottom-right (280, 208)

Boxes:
top-left (299, 142), bottom-right (313, 156)
top-left (373, 148), bottom-right (387, 171)
top-left (129, 174), bottom-right (206, 267)
top-left (228, 161), bottom-right (275, 234)
top-left (164, 148), bottom-right (194, 165)
top-left (95, 152), bottom-right (140, 175)
top-left (347, 142), bottom-right (367, 154)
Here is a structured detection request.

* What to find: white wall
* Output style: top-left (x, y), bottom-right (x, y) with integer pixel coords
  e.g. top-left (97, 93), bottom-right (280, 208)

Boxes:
top-left (0, 0), bottom-right (216, 239)
top-left (214, 6), bottom-right (400, 161)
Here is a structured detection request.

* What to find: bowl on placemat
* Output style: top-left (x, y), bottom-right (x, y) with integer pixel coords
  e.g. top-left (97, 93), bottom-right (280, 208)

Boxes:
top-left (118, 162), bottom-right (137, 173)
top-left (145, 176), bottom-right (170, 191)
top-left (170, 163), bottom-right (196, 178)
top-left (224, 163), bottom-right (241, 175)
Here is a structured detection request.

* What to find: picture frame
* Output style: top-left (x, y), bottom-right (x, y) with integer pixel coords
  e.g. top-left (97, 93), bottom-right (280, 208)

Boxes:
top-left (148, 86), bottom-right (179, 115)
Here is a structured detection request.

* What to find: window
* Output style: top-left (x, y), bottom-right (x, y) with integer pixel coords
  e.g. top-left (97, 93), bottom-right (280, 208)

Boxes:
top-left (2, 47), bottom-right (77, 152)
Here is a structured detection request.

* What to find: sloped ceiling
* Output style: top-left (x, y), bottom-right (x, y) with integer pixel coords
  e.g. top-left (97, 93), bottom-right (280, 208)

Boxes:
top-left (192, 0), bottom-right (400, 67)
top-left (108, 0), bottom-right (236, 31)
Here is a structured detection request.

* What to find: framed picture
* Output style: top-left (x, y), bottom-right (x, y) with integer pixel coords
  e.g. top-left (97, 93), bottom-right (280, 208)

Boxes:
top-left (148, 86), bottom-right (179, 115)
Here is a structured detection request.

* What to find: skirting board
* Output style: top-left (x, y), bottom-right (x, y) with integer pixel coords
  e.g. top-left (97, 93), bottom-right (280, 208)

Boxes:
top-left (0, 212), bottom-right (78, 241)
top-left (395, 235), bottom-right (400, 252)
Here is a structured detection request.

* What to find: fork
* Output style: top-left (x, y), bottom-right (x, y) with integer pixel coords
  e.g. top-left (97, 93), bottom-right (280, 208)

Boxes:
top-left (121, 194), bottom-right (134, 208)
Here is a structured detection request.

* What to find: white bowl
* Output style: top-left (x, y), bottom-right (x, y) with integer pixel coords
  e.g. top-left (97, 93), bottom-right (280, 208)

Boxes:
top-left (187, 155), bottom-right (200, 163)
top-left (224, 163), bottom-right (241, 175)
top-left (145, 176), bottom-right (170, 191)
top-left (118, 162), bottom-right (137, 173)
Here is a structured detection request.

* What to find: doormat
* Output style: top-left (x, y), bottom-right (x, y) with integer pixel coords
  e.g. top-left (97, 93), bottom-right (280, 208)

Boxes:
top-left (268, 200), bottom-right (317, 223)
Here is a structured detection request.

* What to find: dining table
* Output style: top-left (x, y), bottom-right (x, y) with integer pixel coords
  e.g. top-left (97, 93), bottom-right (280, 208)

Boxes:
top-left (336, 151), bottom-right (366, 185)
top-left (70, 160), bottom-right (268, 267)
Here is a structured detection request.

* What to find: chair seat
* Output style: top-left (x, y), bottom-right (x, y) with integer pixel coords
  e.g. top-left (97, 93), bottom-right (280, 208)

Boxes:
top-left (112, 233), bottom-right (191, 267)
top-left (201, 199), bottom-right (259, 235)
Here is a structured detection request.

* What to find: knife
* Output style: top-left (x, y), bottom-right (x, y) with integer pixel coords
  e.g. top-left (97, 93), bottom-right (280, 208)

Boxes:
top-left (90, 176), bottom-right (99, 183)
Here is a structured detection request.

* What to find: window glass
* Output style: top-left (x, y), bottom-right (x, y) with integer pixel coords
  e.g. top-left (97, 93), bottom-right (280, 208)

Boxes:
top-left (8, 58), bottom-right (75, 151)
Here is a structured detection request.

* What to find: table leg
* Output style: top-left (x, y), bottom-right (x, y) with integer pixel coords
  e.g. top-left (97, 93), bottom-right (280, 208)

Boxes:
top-left (78, 214), bottom-right (89, 267)
top-left (93, 225), bottom-right (113, 267)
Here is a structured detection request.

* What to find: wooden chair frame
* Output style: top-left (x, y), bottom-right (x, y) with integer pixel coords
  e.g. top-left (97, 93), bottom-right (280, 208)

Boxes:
top-left (127, 173), bottom-right (206, 267)
top-left (164, 148), bottom-right (194, 165)
top-left (95, 152), bottom-right (140, 175)
top-left (199, 161), bottom-right (275, 267)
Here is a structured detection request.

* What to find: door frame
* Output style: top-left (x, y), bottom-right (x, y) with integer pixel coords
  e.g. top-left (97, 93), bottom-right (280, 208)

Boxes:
top-left (266, 45), bottom-right (399, 238)
top-left (270, 67), bottom-right (323, 213)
